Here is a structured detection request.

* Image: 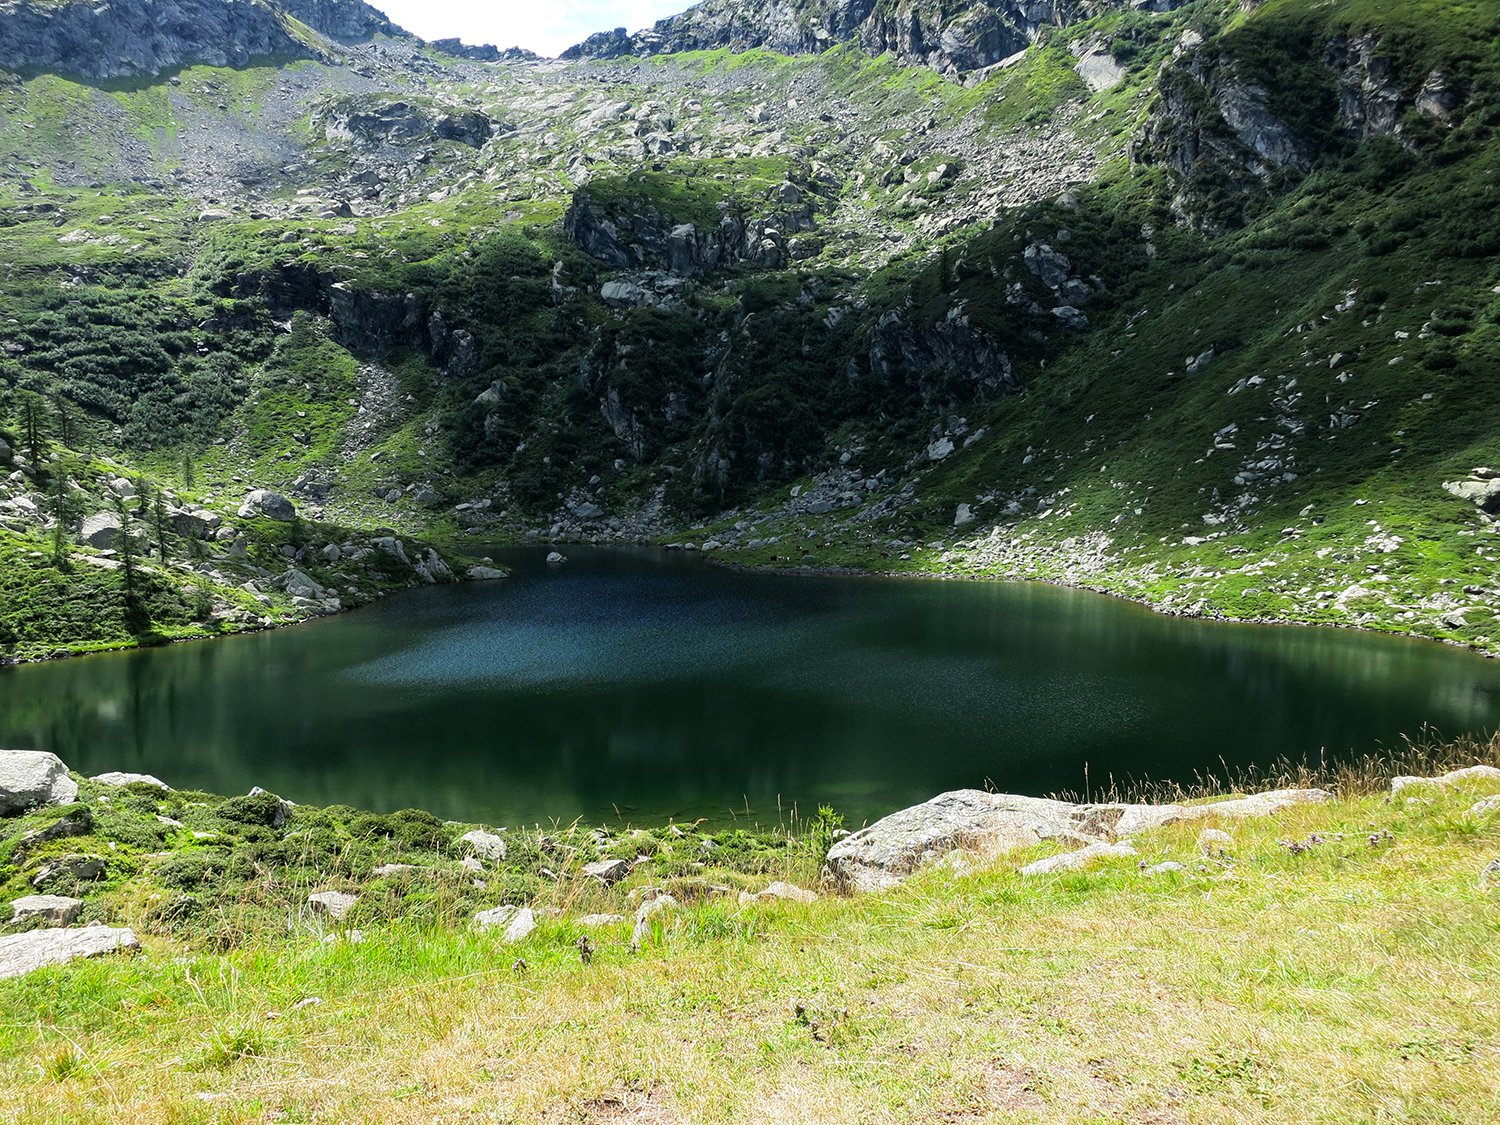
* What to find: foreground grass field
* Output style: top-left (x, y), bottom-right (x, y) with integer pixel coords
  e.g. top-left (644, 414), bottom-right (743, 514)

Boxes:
top-left (1, 743), bottom-right (1497, 1123)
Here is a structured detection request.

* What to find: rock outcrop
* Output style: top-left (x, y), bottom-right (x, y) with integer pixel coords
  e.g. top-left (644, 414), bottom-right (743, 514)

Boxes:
top-left (0, 0), bottom-right (330, 80)
top-left (563, 0), bottom-right (1126, 78)
top-left (565, 189), bottom-right (815, 277)
top-left (823, 787), bottom-right (1330, 891)
top-left (0, 751), bottom-right (79, 816)
top-left (280, 0), bottom-right (405, 43)
top-left (0, 924), bottom-right (139, 980)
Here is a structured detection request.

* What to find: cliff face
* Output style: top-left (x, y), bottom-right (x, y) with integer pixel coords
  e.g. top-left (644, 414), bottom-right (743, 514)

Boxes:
top-left (280, 0), bottom-right (405, 42)
top-left (0, 0), bottom-right (316, 78)
top-left (0, 0), bottom-right (400, 79)
top-left (563, 0), bottom-right (1146, 76)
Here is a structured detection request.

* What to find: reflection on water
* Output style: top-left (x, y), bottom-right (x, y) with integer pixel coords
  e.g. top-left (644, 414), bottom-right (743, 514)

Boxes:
top-left (2, 546), bottom-right (1498, 827)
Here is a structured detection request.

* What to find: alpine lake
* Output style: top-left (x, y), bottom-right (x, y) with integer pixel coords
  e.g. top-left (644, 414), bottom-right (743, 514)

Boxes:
top-left (3, 547), bottom-right (1499, 829)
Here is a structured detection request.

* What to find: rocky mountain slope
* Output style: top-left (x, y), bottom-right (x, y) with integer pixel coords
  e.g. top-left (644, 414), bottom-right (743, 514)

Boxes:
top-left (0, 0), bottom-right (1498, 660)
top-left (565, 0), bottom-right (1133, 77)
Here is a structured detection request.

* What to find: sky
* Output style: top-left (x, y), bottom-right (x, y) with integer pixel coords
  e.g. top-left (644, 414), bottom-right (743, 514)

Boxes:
top-left (371, 0), bottom-right (693, 57)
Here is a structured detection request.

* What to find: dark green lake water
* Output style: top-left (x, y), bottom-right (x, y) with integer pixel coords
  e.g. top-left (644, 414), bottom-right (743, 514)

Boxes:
top-left (3, 547), bottom-right (1499, 828)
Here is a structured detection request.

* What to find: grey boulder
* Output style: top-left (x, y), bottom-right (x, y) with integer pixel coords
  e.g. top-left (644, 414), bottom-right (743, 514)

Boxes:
top-left (307, 891), bottom-right (358, 920)
top-left (78, 511), bottom-right (124, 549)
top-left (457, 829), bottom-right (507, 862)
top-left (91, 771), bottom-right (170, 790)
top-left (0, 924), bottom-right (139, 980)
top-left (0, 750), bottom-right (79, 816)
top-left (238, 489), bottom-right (296, 521)
top-left (11, 895), bottom-right (84, 925)
top-left (824, 787), bottom-right (1330, 892)
top-left (582, 859), bottom-right (631, 886)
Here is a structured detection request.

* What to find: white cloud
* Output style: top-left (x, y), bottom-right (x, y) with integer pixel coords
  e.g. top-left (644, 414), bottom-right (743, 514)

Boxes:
top-left (371, 0), bottom-right (692, 57)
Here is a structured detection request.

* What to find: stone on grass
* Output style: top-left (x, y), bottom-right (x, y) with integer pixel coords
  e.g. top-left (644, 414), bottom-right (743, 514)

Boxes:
top-left (1467, 795), bottom-right (1500, 818)
top-left (631, 893), bottom-right (678, 950)
top-left (1020, 841), bottom-right (1138, 877)
top-left (578, 913), bottom-right (626, 927)
top-left (1141, 862), bottom-right (1186, 877)
top-left (30, 855), bottom-right (105, 888)
top-left (0, 924), bottom-right (139, 980)
top-left (582, 858), bottom-right (631, 886)
top-left (1391, 765), bottom-right (1500, 794)
top-left (307, 891), bottom-right (358, 921)
top-left (11, 895), bottom-right (84, 925)
top-left (473, 905), bottom-right (518, 930)
top-left (238, 489), bottom-right (296, 521)
top-left (90, 771), bottom-right (170, 790)
top-left (502, 906), bottom-right (536, 943)
top-left (738, 881), bottom-right (819, 905)
top-left (0, 751), bottom-right (79, 815)
top-left (12, 808), bottom-right (93, 858)
top-left (371, 864), bottom-right (425, 877)
top-left (1480, 858), bottom-right (1500, 891)
top-left (1197, 828), bottom-right (1235, 855)
top-left (824, 787), bottom-right (1329, 892)
top-left (457, 829), bottom-right (507, 861)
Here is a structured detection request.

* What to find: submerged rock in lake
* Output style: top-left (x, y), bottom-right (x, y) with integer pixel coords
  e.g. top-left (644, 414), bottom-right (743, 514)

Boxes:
top-left (823, 787), bottom-right (1330, 892)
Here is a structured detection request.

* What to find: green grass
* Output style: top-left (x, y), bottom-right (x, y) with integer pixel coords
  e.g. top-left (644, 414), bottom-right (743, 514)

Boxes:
top-left (1, 742), bottom-right (1497, 1122)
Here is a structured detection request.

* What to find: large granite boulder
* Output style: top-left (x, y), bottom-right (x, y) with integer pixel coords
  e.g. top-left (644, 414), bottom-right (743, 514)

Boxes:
top-left (78, 511), bottom-right (123, 549)
top-left (0, 924), bottom-right (138, 979)
top-left (823, 787), bottom-right (1330, 892)
top-left (0, 751), bottom-right (79, 816)
top-left (238, 489), bottom-right (296, 522)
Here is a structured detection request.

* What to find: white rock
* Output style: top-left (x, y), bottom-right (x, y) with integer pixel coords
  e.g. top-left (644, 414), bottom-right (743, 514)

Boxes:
top-left (502, 906), bottom-right (537, 943)
top-left (1391, 765), bottom-right (1500, 794)
top-left (11, 895), bottom-right (84, 925)
top-left (457, 830), bottom-right (507, 861)
top-left (1141, 861), bottom-right (1185, 877)
top-left (1020, 841), bottom-right (1138, 877)
top-left (473, 905), bottom-right (518, 930)
top-left (577, 913), bottom-right (626, 927)
top-left (1466, 794), bottom-right (1500, 818)
top-left (307, 891), bottom-right (357, 920)
top-left (0, 924), bottom-right (138, 980)
top-left (0, 750), bottom-right (79, 815)
top-left (825, 788), bottom-right (1329, 892)
top-left (546, 551), bottom-right (567, 565)
top-left (738, 881), bottom-right (818, 905)
top-left (1197, 828), bottom-right (1235, 855)
top-left (90, 771), bottom-right (170, 790)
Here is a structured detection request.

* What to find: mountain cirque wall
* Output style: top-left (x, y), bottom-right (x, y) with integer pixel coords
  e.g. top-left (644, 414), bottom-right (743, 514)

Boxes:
top-left (0, 0), bottom-right (407, 80)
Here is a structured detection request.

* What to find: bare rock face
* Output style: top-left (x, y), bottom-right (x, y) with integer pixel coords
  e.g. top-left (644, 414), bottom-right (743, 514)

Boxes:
top-left (562, 0), bottom-right (1107, 78)
top-left (0, 751), bottom-right (79, 816)
top-left (0, 0), bottom-right (327, 80)
top-left (823, 787), bottom-right (1330, 892)
top-left (0, 924), bottom-right (139, 980)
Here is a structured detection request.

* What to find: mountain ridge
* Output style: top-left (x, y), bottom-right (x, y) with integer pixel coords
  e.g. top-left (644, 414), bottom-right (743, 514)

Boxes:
top-left (0, 0), bottom-right (1498, 662)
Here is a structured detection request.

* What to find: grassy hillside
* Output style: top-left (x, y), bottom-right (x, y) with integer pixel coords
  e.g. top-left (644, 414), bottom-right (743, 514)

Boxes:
top-left (0, 740), bottom-right (1497, 1122)
top-left (0, 0), bottom-right (1498, 659)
